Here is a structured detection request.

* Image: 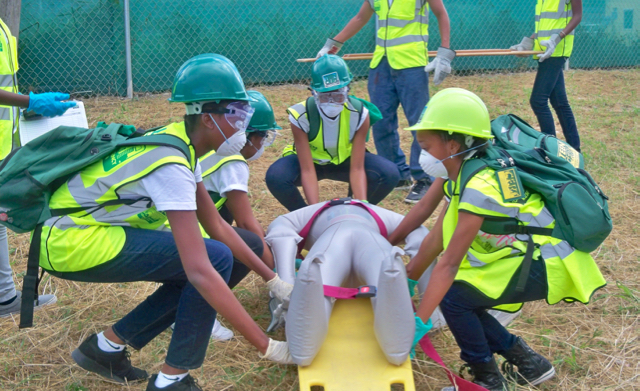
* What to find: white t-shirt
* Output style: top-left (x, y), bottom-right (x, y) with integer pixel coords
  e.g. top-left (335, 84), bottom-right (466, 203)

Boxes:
top-left (118, 161), bottom-right (203, 212)
top-left (201, 160), bottom-right (249, 198)
top-left (288, 106), bottom-right (369, 158)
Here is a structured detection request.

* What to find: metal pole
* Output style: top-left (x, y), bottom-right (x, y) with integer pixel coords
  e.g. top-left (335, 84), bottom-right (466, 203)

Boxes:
top-left (123, 0), bottom-right (133, 99)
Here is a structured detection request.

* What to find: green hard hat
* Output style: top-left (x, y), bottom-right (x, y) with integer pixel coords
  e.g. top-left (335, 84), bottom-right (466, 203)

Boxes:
top-left (169, 53), bottom-right (252, 105)
top-left (246, 90), bottom-right (282, 132)
top-left (310, 54), bottom-right (353, 92)
top-left (406, 88), bottom-right (493, 139)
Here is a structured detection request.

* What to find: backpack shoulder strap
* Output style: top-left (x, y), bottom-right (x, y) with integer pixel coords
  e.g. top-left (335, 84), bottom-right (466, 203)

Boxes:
top-left (306, 96), bottom-right (320, 141)
top-left (458, 158), bottom-right (489, 197)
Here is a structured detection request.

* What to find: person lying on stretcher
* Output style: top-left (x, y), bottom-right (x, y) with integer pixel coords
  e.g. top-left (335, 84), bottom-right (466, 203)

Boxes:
top-left (265, 198), bottom-right (428, 366)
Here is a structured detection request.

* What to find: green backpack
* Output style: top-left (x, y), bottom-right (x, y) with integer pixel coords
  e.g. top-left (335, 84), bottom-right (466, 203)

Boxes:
top-left (491, 114), bottom-right (584, 169)
top-left (0, 122), bottom-right (190, 327)
top-left (455, 146), bottom-right (611, 292)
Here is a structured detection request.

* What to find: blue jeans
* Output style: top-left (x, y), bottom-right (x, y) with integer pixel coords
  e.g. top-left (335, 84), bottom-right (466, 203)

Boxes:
top-left (439, 259), bottom-right (548, 364)
top-left (368, 57), bottom-right (430, 182)
top-left (49, 226), bottom-right (259, 369)
top-left (265, 152), bottom-right (400, 212)
top-left (530, 57), bottom-right (581, 151)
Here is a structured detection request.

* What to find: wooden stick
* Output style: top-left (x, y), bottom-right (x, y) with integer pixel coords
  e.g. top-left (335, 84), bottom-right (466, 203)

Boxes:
top-left (296, 50), bottom-right (543, 63)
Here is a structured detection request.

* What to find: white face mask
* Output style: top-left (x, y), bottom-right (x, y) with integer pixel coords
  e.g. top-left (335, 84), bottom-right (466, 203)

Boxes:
top-left (210, 114), bottom-right (247, 156)
top-left (419, 150), bottom-right (448, 178)
top-left (419, 141), bottom-right (490, 178)
top-left (318, 102), bottom-right (343, 118)
top-left (247, 145), bottom-right (264, 161)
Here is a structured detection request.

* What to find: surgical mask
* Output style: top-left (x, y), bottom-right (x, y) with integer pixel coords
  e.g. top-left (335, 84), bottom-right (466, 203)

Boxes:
top-left (319, 102), bottom-right (344, 118)
top-left (247, 145), bottom-right (264, 161)
top-left (419, 141), bottom-right (490, 178)
top-left (210, 114), bottom-right (247, 156)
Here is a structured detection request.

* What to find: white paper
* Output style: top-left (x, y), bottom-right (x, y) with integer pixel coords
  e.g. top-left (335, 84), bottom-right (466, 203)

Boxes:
top-left (18, 101), bottom-right (88, 145)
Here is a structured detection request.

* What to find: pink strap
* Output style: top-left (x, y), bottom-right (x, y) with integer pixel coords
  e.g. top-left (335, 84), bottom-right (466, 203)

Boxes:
top-left (323, 285), bottom-right (376, 299)
top-left (297, 199), bottom-right (388, 258)
top-left (323, 285), bottom-right (359, 299)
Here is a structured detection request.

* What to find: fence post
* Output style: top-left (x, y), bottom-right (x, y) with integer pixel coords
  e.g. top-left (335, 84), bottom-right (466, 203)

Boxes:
top-left (123, 0), bottom-right (133, 99)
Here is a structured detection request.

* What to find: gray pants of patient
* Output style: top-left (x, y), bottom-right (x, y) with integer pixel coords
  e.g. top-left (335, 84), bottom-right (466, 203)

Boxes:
top-left (286, 221), bottom-right (415, 366)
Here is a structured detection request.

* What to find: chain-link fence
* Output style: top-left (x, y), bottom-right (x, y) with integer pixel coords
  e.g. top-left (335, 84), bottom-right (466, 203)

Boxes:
top-left (15, 0), bottom-right (640, 96)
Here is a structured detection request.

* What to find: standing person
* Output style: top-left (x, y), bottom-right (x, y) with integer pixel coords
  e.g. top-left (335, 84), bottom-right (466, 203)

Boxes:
top-left (510, 0), bottom-right (583, 151)
top-left (195, 90), bottom-right (280, 340)
top-left (39, 54), bottom-right (294, 391)
top-left (266, 55), bottom-right (399, 212)
top-left (316, 0), bottom-right (454, 203)
top-left (0, 17), bottom-right (76, 318)
top-left (405, 88), bottom-right (605, 390)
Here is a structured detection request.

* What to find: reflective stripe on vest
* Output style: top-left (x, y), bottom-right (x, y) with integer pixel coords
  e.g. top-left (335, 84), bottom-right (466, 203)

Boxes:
top-left (370, 0), bottom-right (429, 70)
top-left (0, 19), bottom-right (19, 160)
top-left (534, 0), bottom-right (574, 58)
top-left (287, 100), bottom-right (359, 165)
top-left (199, 150), bottom-right (247, 210)
top-left (41, 122), bottom-right (195, 272)
top-left (442, 165), bottom-right (604, 306)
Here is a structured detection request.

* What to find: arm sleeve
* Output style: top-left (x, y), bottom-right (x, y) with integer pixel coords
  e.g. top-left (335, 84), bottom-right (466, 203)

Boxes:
top-left (139, 164), bottom-right (198, 211)
top-left (289, 113), bottom-right (310, 134)
top-left (202, 161), bottom-right (250, 197)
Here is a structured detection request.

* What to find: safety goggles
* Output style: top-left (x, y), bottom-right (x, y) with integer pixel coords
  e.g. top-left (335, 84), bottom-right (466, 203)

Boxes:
top-left (313, 87), bottom-right (348, 104)
top-left (246, 129), bottom-right (279, 148)
top-left (223, 101), bottom-right (255, 132)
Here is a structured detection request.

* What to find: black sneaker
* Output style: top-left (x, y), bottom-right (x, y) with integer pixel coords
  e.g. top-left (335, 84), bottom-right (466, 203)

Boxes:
top-left (442, 357), bottom-right (508, 391)
top-left (394, 179), bottom-right (413, 190)
top-left (404, 178), bottom-right (431, 203)
top-left (71, 333), bottom-right (148, 384)
top-left (146, 374), bottom-right (203, 390)
top-left (501, 336), bottom-right (556, 386)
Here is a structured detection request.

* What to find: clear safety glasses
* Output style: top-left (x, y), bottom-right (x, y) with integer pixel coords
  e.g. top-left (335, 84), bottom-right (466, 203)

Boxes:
top-left (246, 129), bottom-right (279, 148)
top-left (313, 87), bottom-right (348, 104)
top-left (223, 101), bottom-right (255, 132)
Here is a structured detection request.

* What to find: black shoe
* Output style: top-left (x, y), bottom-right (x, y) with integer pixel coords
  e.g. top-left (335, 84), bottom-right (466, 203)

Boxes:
top-left (395, 179), bottom-right (413, 190)
top-left (146, 374), bottom-right (203, 390)
top-left (501, 336), bottom-right (556, 386)
top-left (404, 178), bottom-right (431, 203)
top-left (71, 333), bottom-right (148, 384)
top-left (443, 357), bottom-right (508, 391)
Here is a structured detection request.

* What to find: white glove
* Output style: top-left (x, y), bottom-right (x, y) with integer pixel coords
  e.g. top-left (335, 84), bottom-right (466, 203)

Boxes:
top-left (266, 274), bottom-right (294, 303)
top-left (259, 338), bottom-right (295, 364)
top-left (316, 38), bottom-right (343, 59)
top-left (424, 47), bottom-right (456, 86)
top-left (538, 34), bottom-right (562, 62)
top-left (510, 36), bottom-right (534, 51)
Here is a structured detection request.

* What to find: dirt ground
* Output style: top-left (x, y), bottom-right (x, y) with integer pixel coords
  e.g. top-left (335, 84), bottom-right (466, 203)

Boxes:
top-left (0, 69), bottom-right (638, 391)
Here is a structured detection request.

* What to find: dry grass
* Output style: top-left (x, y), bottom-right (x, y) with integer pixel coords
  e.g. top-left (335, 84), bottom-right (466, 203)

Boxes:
top-left (1, 69), bottom-right (638, 391)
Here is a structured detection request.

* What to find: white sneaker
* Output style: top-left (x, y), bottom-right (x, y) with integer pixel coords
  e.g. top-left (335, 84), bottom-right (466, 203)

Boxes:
top-left (211, 319), bottom-right (234, 341)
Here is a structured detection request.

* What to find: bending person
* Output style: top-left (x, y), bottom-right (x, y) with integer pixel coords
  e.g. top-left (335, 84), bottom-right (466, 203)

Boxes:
top-left (39, 54), bottom-right (293, 391)
top-left (192, 90), bottom-right (280, 339)
top-left (266, 55), bottom-right (399, 211)
top-left (265, 198), bottom-right (428, 366)
top-left (405, 88), bottom-right (605, 390)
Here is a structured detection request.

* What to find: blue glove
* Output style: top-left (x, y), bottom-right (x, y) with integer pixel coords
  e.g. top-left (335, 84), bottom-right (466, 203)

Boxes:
top-left (408, 278), bottom-right (419, 297)
top-left (411, 315), bottom-right (433, 358)
top-left (27, 92), bottom-right (76, 117)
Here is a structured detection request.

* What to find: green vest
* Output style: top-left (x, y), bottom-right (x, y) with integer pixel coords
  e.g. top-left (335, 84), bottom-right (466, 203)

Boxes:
top-left (40, 122), bottom-right (196, 272)
top-left (369, 0), bottom-right (429, 70)
top-left (0, 19), bottom-right (19, 160)
top-left (285, 97), bottom-right (362, 165)
top-left (199, 150), bottom-right (248, 210)
top-left (534, 0), bottom-right (574, 58)
top-left (443, 164), bottom-right (605, 311)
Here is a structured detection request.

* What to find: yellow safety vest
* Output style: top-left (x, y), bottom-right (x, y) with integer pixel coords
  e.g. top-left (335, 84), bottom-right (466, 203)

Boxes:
top-left (369, 0), bottom-right (429, 70)
top-left (199, 150), bottom-right (247, 210)
top-left (0, 18), bottom-right (19, 160)
top-left (442, 164), bottom-right (606, 311)
top-left (284, 98), bottom-right (361, 165)
top-left (534, 0), bottom-right (574, 58)
top-left (40, 122), bottom-right (196, 272)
